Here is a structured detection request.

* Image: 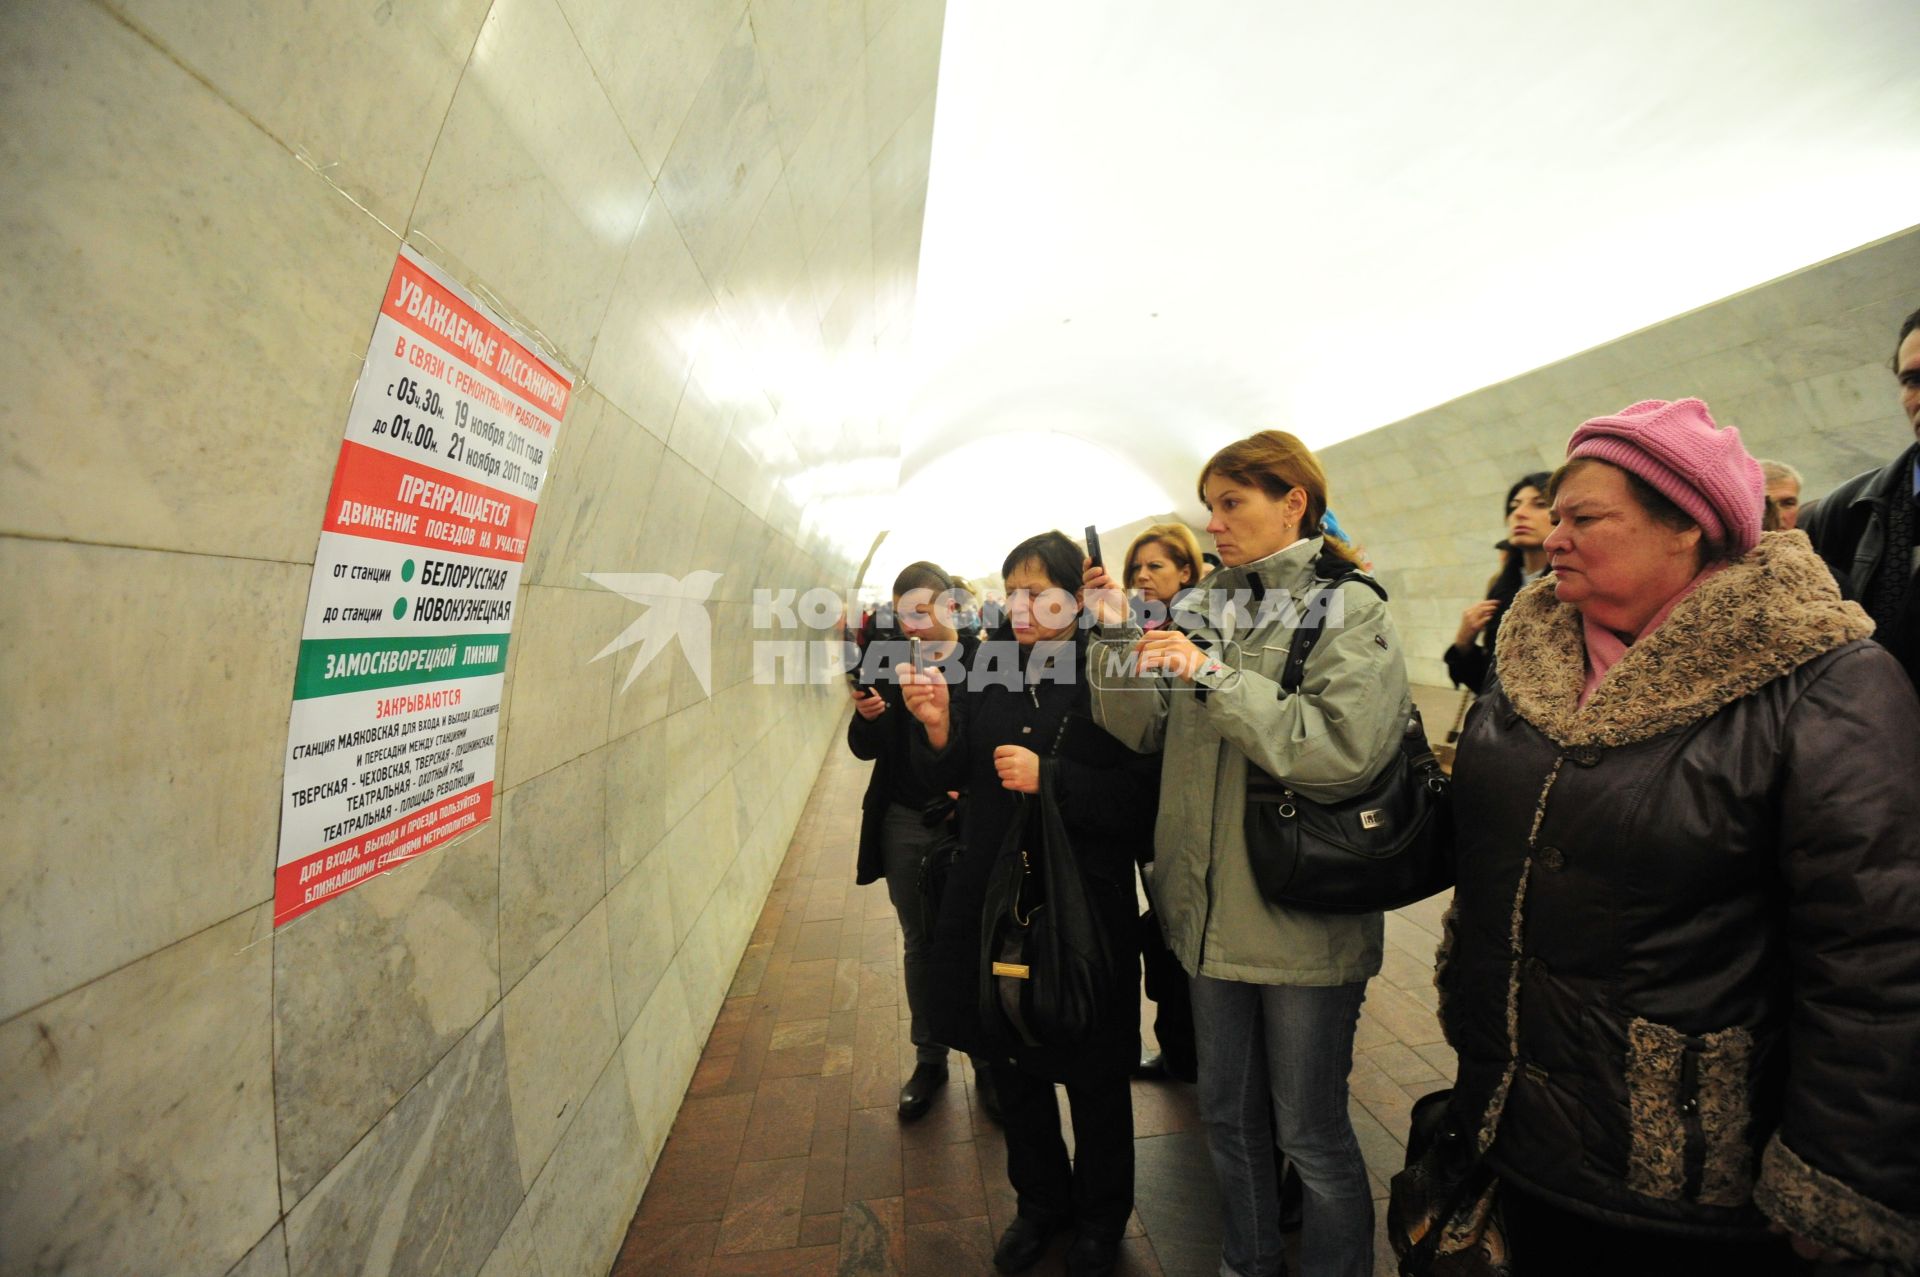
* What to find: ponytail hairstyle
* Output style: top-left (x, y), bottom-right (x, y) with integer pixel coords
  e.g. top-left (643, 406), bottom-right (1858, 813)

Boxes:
top-left (1196, 429), bottom-right (1361, 566)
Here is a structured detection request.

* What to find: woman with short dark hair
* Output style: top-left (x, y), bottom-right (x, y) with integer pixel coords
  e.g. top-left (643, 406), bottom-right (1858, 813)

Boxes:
top-left (902, 531), bottom-right (1156, 1277)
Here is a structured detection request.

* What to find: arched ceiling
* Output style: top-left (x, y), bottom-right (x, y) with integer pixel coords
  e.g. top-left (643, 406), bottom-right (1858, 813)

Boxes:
top-left (870, 0), bottom-right (1920, 584)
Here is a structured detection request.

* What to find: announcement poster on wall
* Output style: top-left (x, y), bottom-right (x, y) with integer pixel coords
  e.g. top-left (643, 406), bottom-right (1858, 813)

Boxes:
top-left (274, 247), bottom-right (571, 926)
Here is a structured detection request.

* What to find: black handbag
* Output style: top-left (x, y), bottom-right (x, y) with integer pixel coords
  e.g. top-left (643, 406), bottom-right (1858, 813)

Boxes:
top-left (1387, 1089), bottom-right (1509, 1276)
top-left (1243, 567), bottom-right (1454, 913)
top-left (977, 758), bottom-right (1116, 1050)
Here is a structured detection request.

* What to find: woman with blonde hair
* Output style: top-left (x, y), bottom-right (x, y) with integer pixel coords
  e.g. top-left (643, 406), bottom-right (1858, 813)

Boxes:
top-left (1086, 430), bottom-right (1412, 1277)
top-left (1121, 522), bottom-right (1207, 629)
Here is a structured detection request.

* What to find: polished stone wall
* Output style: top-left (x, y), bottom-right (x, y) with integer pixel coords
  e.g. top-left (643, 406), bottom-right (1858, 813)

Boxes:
top-left (1319, 227), bottom-right (1920, 690)
top-left (0, 0), bottom-right (945, 1273)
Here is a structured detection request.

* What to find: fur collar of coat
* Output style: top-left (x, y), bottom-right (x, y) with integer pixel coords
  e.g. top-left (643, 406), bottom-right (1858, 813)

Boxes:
top-left (1494, 531), bottom-right (1875, 749)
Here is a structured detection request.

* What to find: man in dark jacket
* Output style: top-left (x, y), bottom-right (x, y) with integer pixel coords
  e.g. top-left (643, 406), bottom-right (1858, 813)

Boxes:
top-left (846, 562), bottom-right (994, 1122)
top-left (1803, 306), bottom-right (1920, 689)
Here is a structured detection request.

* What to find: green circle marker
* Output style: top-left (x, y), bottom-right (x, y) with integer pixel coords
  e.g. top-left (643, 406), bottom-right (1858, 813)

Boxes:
top-left (393, 598), bottom-right (408, 619)
top-left (401, 559), bottom-right (415, 582)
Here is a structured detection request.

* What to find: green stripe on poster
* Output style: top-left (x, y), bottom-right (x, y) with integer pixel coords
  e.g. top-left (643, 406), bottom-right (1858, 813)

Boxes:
top-left (294, 633), bottom-right (511, 699)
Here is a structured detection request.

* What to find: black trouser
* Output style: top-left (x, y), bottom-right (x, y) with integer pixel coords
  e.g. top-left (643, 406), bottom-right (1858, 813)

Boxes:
top-left (1501, 1184), bottom-right (1812, 1276)
top-left (1139, 905), bottom-right (1195, 1074)
top-left (989, 1063), bottom-right (1134, 1240)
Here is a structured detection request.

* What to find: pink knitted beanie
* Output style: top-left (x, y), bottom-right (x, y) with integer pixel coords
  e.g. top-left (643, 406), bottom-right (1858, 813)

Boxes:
top-left (1566, 398), bottom-right (1765, 556)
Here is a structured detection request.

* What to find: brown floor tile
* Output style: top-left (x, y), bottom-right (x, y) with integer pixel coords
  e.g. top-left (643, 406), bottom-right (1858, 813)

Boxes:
top-left (804, 1145), bottom-right (848, 1216)
top-left (832, 957), bottom-right (862, 1010)
top-left (611, 1219), bottom-right (718, 1277)
top-left (741, 1075), bottom-right (820, 1162)
top-left (763, 1042), bottom-right (829, 1079)
top-left (856, 962), bottom-right (899, 1009)
top-left (837, 1197), bottom-right (906, 1276)
top-left (903, 1215), bottom-right (995, 1277)
top-left (706, 1242), bottom-right (839, 1276)
top-left (617, 729), bottom-right (1462, 1277)
top-left (780, 959), bottom-right (839, 1022)
top-left (707, 998), bottom-right (755, 1058)
top-left (795, 919), bottom-right (843, 962)
top-left (1130, 1078), bottom-right (1202, 1138)
top-left (850, 1009), bottom-right (902, 1110)
top-left (815, 1073), bottom-right (853, 1140)
top-left (844, 1107), bottom-right (904, 1201)
top-left (1117, 1235), bottom-right (1164, 1275)
top-left (715, 1157), bottom-right (809, 1255)
top-left (1361, 981), bottom-right (1445, 1047)
top-left (903, 1139), bottom-right (987, 1225)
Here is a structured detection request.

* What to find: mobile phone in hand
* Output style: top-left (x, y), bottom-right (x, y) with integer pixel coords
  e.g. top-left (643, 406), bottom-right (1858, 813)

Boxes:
top-left (909, 636), bottom-right (922, 671)
top-left (1085, 524), bottom-right (1103, 571)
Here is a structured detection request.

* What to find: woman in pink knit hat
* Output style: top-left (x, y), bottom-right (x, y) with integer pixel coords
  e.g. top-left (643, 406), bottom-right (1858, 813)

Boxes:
top-left (1395, 399), bottom-right (1920, 1274)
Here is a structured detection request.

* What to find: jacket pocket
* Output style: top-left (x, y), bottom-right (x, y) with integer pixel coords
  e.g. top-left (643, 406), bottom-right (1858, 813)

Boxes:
top-left (1624, 1018), bottom-right (1757, 1206)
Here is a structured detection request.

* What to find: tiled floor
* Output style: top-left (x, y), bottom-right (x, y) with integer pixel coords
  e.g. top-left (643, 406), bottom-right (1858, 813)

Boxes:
top-left (612, 732), bottom-right (1456, 1277)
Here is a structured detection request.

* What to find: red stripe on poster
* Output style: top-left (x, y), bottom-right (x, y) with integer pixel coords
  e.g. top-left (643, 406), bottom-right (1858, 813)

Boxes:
top-left (379, 255), bottom-right (570, 422)
top-left (274, 782), bottom-right (494, 926)
top-left (321, 440), bottom-right (537, 562)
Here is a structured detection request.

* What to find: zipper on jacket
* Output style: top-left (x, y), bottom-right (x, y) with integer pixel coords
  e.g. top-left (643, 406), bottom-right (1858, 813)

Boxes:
top-left (1678, 1041), bottom-right (1705, 1200)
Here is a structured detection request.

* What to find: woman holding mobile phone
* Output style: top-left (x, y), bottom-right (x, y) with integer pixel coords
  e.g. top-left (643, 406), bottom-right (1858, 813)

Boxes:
top-left (1085, 432), bottom-right (1411, 1277)
top-left (846, 562), bottom-right (994, 1122)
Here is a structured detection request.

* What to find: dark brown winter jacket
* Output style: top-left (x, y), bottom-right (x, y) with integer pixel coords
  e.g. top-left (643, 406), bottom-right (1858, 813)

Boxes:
top-left (1439, 532), bottom-right (1920, 1270)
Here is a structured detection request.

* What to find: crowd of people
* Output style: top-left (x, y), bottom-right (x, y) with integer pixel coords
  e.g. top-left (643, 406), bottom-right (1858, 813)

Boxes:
top-left (842, 308), bottom-right (1920, 1277)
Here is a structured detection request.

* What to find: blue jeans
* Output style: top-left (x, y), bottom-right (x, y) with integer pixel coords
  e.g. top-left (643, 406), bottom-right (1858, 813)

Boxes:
top-left (1191, 976), bottom-right (1373, 1277)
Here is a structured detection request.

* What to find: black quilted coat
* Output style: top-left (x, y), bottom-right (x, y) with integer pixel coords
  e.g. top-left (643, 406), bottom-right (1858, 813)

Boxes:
top-left (1440, 534), bottom-right (1920, 1270)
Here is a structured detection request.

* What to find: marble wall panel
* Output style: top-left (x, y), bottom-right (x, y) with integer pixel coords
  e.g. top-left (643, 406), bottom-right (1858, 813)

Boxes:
top-left (274, 823), bottom-right (501, 1201)
top-left (750, 0), bottom-right (865, 162)
top-left (622, 969), bottom-right (700, 1168)
top-left (410, 0), bottom-right (651, 371)
top-left (589, 194), bottom-right (716, 443)
top-left (0, 541), bottom-right (304, 1020)
top-left (655, 14), bottom-right (786, 286)
top-left (498, 583), bottom-right (623, 788)
top-left (663, 775), bottom-right (751, 947)
top-left (476, 1198), bottom-right (548, 1277)
top-left (787, 76), bottom-right (872, 256)
top-left (499, 749), bottom-right (608, 992)
top-left (608, 855), bottom-right (680, 1032)
top-left (1322, 227), bottom-right (1920, 690)
top-left (6, 4), bottom-right (948, 1274)
top-left (605, 697), bottom-right (721, 879)
top-left (864, 0), bottom-right (946, 158)
top-left (555, 0), bottom-right (750, 180)
top-left (501, 903), bottom-right (620, 1188)
top-left (103, 0), bottom-right (493, 229)
top-left (0, 907), bottom-right (277, 1277)
top-left (534, 399), bottom-right (672, 591)
top-left (0, 0), bottom-right (397, 562)
top-left (284, 1008), bottom-right (523, 1277)
top-left (227, 1225), bottom-right (290, 1277)
top-left (522, 1051), bottom-right (650, 1277)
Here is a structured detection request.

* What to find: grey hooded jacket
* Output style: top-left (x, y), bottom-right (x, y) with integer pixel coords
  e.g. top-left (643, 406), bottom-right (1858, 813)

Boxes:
top-left (1090, 535), bottom-right (1411, 985)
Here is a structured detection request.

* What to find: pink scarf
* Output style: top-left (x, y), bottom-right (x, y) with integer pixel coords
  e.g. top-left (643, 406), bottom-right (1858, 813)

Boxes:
top-left (1578, 566), bottom-right (1723, 708)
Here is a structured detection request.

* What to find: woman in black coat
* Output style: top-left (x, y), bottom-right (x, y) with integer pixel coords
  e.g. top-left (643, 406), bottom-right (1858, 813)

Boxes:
top-left (1443, 471), bottom-right (1551, 692)
top-left (903, 531), bottom-right (1157, 1277)
top-left (1435, 401), bottom-right (1920, 1274)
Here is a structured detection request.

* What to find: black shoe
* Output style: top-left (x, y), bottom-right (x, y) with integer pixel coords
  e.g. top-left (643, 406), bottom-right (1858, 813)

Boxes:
top-left (993, 1215), bottom-right (1057, 1274)
top-left (1133, 1049), bottom-right (1167, 1080)
top-left (973, 1063), bottom-right (1003, 1123)
top-left (1065, 1232), bottom-right (1121, 1277)
top-left (1160, 1048), bottom-right (1198, 1084)
top-left (897, 1061), bottom-right (947, 1122)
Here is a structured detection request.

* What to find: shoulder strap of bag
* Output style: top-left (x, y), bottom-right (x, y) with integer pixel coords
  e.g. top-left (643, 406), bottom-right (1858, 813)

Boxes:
top-left (1281, 552), bottom-right (1388, 694)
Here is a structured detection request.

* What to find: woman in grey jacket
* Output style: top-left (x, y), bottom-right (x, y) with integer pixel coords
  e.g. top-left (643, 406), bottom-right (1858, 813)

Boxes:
top-left (1086, 430), bottom-right (1412, 1277)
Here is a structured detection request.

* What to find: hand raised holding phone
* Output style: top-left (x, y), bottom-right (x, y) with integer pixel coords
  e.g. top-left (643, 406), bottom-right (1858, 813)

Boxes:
top-left (899, 664), bottom-right (952, 749)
